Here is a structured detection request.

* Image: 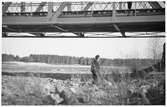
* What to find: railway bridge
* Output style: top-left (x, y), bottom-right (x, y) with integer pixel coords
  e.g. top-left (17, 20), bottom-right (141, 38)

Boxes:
top-left (2, 1), bottom-right (165, 37)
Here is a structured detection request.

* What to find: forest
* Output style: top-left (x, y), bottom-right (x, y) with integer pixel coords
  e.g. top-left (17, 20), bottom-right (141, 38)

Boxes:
top-left (2, 54), bottom-right (158, 67)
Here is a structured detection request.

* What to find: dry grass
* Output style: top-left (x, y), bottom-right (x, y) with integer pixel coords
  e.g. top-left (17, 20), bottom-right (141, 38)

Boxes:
top-left (2, 62), bottom-right (165, 105)
top-left (2, 75), bottom-right (56, 105)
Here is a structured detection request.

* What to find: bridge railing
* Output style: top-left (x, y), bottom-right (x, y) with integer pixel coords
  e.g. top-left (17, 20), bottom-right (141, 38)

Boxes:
top-left (116, 8), bottom-right (165, 17)
top-left (59, 8), bottom-right (165, 17)
top-left (3, 12), bottom-right (48, 17)
top-left (3, 8), bottom-right (165, 17)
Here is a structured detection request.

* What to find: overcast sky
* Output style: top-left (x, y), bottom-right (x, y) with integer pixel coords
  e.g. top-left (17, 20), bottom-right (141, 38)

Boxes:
top-left (2, 38), bottom-right (165, 59)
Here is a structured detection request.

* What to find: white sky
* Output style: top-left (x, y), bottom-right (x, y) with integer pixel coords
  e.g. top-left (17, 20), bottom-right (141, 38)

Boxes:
top-left (2, 38), bottom-right (165, 59)
top-left (1, 1), bottom-right (165, 59)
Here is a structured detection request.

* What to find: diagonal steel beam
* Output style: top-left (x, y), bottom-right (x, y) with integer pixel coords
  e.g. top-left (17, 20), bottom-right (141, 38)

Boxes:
top-left (149, 2), bottom-right (162, 9)
top-left (48, 2), bottom-right (68, 20)
top-left (2, 2), bottom-right (12, 14)
top-left (113, 24), bottom-right (126, 37)
top-left (54, 2), bottom-right (68, 16)
top-left (2, 25), bottom-right (16, 32)
top-left (83, 2), bottom-right (93, 11)
top-left (51, 25), bottom-right (68, 32)
top-left (35, 2), bottom-right (47, 12)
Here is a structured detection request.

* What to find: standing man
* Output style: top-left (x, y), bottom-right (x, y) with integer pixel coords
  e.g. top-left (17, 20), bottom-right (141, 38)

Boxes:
top-left (161, 43), bottom-right (165, 72)
top-left (91, 55), bottom-right (101, 85)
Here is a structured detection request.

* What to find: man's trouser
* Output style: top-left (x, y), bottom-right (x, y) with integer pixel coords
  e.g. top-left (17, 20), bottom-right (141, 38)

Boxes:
top-left (92, 70), bottom-right (101, 84)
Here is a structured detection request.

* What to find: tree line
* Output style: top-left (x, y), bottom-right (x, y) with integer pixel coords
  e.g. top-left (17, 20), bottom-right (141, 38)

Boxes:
top-left (2, 54), bottom-right (158, 67)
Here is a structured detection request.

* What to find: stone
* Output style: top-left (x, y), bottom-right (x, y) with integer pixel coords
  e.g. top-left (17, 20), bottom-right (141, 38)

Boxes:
top-left (50, 94), bottom-right (64, 104)
top-left (43, 83), bottom-right (55, 95)
top-left (59, 90), bottom-right (80, 105)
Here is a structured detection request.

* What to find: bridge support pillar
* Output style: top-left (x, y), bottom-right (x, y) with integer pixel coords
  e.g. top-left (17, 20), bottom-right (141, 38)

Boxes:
top-left (113, 24), bottom-right (126, 37)
top-left (74, 32), bottom-right (84, 37)
top-left (31, 33), bottom-right (45, 37)
top-left (121, 32), bottom-right (126, 37)
top-left (2, 32), bottom-right (8, 37)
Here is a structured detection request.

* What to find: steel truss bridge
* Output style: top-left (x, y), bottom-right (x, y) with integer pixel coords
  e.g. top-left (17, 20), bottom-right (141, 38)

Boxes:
top-left (2, 1), bottom-right (165, 38)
